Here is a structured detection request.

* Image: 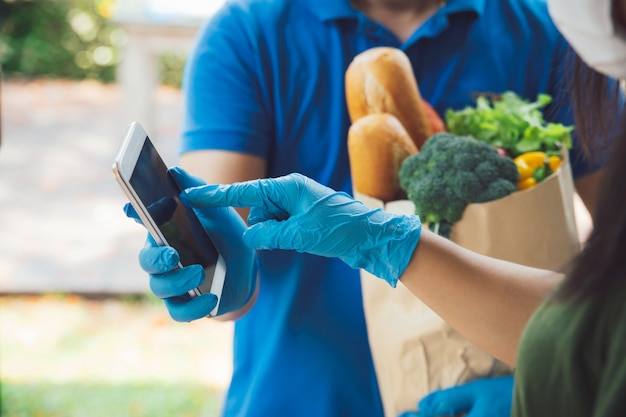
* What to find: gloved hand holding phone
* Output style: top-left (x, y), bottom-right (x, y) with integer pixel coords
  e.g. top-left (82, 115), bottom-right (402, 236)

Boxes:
top-left (125, 167), bottom-right (257, 322)
top-left (180, 171), bottom-right (422, 287)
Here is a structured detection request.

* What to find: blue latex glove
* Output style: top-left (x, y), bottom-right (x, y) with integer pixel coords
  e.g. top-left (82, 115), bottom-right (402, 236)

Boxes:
top-left (179, 173), bottom-right (422, 287)
top-left (125, 167), bottom-right (257, 321)
top-left (398, 375), bottom-right (515, 417)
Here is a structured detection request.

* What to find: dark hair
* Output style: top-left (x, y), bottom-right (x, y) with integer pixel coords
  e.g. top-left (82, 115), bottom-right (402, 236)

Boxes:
top-left (553, 53), bottom-right (626, 302)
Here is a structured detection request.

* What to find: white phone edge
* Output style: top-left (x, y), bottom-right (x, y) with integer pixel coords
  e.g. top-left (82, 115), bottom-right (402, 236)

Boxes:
top-left (112, 121), bottom-right (225, 317)
top-left (208, 254), bottom-right (226, 316)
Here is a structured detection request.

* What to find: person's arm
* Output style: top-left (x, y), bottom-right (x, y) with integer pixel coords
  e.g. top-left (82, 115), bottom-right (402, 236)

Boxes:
top-left (613, 0), bottom-right (626, 29)
top-left (128, 5), bottom-right (269, 323)
top-left (574, 169), bottom-right (604, 219)
top-left (180, 149), bottom-right (266, 321)
top-left (399, 230), bottom-right (563, 366)
top-left (182, 173), bottom-right (565, 364)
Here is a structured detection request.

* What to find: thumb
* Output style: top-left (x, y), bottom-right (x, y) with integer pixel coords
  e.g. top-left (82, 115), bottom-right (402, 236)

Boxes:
top-left (167, 166), bottom-right (206, 189)
top-left (124, 202), bottom-right (143, 224)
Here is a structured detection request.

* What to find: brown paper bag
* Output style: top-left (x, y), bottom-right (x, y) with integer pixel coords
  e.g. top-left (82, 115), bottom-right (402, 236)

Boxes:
top-left (354, 145), bottom-right (580, 417)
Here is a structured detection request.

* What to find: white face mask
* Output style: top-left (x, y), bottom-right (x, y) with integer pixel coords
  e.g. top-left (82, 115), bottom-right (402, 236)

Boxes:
top-left (548, 0), bottom-right (626, 80)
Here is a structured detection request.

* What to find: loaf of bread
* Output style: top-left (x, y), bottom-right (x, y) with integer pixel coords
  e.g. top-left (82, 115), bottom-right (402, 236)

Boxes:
top-left (348, 113), bottom-right (418, 202)
top-left (345, 47), bottom-right (433, 150)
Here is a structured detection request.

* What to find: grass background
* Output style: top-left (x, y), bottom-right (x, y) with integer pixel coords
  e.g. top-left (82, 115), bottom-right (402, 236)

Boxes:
top-left (0, 294), bottom-right (233, 416)
top-left (2, 382), bottom-right (221, 417)
top-left (1, 77), bottom-right (234, 416)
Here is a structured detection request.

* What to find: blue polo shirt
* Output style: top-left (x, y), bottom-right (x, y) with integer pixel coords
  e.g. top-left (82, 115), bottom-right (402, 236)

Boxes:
top-left (180, 1), bottom-right (593, 416)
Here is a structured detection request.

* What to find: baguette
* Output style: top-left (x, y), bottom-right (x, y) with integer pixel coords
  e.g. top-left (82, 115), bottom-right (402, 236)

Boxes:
top-left (348, 113), bottom-right (418, 202)
top-left (345, 47), bottom-right (433, 149)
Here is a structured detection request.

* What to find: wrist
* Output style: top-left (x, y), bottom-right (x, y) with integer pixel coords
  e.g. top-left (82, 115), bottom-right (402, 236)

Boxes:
top-left (363, 212), bottom-right (422, 287)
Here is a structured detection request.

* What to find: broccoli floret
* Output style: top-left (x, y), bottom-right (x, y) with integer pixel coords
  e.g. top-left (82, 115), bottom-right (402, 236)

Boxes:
top-left (398, 133), bottom-right (519, 237)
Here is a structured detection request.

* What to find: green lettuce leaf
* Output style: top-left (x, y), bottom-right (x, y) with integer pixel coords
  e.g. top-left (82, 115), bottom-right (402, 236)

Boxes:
top-left (445, 91), bottom-right (573, 157)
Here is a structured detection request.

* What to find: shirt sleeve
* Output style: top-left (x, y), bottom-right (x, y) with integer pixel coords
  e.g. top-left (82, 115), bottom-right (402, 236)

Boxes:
top-left (592, 298), bottom-right (626, 417)
top-left (179, 4), bottom-right (273, 158)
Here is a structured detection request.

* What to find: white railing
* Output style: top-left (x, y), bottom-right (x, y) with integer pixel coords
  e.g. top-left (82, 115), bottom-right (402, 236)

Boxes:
top-left (114, 0), bottom-right (225, 129)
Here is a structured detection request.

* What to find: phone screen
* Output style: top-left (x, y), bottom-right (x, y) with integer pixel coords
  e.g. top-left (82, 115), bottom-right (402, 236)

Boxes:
top-left (130, 137), bottom-right (219, 288)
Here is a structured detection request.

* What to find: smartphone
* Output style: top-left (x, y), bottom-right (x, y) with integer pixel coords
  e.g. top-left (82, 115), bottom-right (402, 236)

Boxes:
top-left (113, 122), bottom-right (226, 316)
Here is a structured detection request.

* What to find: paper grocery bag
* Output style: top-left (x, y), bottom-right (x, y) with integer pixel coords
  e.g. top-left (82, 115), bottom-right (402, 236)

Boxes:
top-left (354, 146), bottom-right (580, 417)
top-left (450, 150), bottom-right (579, 269)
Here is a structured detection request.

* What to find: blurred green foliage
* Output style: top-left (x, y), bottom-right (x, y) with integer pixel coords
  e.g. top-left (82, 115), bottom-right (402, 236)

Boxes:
top-left (0, 0), bottom-right (122, 82)
top-left (159, 53), bottom-right (186, 89)
top-left (0, 0), bottom-right (186, 86)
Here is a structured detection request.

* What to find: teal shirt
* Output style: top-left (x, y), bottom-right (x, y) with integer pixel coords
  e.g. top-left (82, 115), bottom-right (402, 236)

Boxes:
top-left (513, 280), bottom-right (626, 416)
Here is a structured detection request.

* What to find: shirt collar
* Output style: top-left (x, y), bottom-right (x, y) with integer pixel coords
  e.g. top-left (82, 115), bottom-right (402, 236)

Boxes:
top-left (303, 0), bottom-right (486, 23)
top-left (303, 0), bottom-right (358, 22)
top-left (442, 0), bottom-right (486, 17)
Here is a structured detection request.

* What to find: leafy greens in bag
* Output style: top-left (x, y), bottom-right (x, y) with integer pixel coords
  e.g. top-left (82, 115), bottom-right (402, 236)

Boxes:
top-left (444, 92), bottom-right (573, 157)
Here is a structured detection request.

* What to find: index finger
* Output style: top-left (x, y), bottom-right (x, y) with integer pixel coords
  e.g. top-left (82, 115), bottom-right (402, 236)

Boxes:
top-left (182, 177), bottom-right (290, 215)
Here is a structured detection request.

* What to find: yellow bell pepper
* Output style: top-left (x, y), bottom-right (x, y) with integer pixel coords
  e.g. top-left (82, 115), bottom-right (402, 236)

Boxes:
top-left (548, 155), bottom-right (562, 172)
top-left (517, 177), bottom-right (537, 191)
top-left (513, 151), bottom-right (562, 190)
top-left (513, 151), bottom-right (548, 180)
